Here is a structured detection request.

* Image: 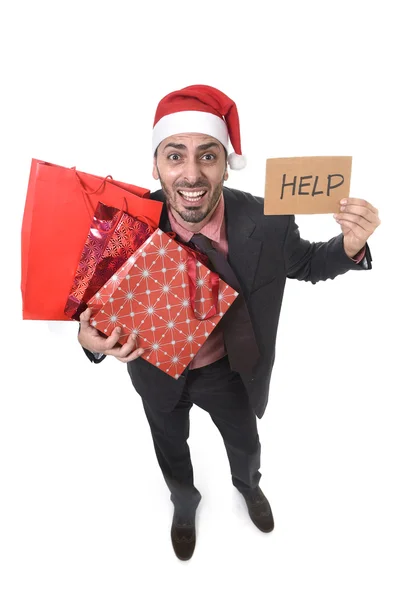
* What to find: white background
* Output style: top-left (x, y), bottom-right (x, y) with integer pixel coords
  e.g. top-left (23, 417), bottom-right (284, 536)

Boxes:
top-left (1, 0), bottom-right (398, 598)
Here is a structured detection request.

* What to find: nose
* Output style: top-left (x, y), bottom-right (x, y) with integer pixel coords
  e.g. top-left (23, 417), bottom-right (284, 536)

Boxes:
top-left (182, 156), bottom-right (202, 184)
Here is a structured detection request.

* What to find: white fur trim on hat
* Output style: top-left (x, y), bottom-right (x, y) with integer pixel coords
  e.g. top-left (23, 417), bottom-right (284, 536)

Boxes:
top-left (152, 110), bottom-right (229, 153)
top-left (227, 152), bottom-right (247, 170)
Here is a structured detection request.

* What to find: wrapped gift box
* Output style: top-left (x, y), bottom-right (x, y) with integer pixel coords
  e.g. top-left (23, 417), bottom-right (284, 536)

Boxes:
top-left (87, 229), bottom-right (239, 378)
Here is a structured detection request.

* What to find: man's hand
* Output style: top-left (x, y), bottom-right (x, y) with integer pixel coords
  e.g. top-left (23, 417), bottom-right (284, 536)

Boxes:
top-left (78, 307), bottom-right (144, 363)
top-left (333, 198), bottom-right (381, 258)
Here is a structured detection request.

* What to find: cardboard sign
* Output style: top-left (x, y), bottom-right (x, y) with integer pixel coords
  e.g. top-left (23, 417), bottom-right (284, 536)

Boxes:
top-left (264, 156), bottom-right (352, 215)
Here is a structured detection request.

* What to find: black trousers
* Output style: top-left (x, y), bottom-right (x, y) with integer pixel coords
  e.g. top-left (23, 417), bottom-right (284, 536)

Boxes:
top-left (140, 356), bottom-right (262, 516)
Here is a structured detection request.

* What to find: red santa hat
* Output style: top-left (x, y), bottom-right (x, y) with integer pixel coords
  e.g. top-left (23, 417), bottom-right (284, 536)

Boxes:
top-left (152, 84), bottom-right (246, 170)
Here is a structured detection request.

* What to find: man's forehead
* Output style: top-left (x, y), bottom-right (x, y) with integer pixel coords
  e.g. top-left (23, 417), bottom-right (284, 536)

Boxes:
top-left (159, 133), bottom-right (223, 151)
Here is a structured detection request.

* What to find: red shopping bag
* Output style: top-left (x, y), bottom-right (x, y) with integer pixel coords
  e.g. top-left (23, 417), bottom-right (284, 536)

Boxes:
top-left (21, 158), bottom-right (163, 320)
top-left (64, 201), bottom-right (156, 321)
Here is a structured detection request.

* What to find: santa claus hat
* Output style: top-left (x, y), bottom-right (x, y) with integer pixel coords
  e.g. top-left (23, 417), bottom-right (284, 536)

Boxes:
top-left (152, 84), bottom-right (246, 170)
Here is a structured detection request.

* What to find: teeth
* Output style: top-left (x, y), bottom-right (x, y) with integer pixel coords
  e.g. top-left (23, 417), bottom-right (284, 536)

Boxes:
top-left (179, 191), bottom-right (206, 198)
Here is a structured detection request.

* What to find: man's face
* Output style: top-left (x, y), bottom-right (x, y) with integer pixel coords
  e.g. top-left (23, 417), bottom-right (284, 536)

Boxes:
top-left (152, 133), bottom-right (229, 224)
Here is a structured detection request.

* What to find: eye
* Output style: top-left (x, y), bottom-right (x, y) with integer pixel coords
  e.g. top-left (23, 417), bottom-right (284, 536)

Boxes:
top-left (201, 153), bottom-right (216, 161)
top-left (168, 153), bottom-right (181, 161)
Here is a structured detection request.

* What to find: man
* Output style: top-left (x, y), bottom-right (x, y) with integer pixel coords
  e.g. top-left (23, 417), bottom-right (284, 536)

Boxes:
top-left (78, 84), bottom-right (381, 561)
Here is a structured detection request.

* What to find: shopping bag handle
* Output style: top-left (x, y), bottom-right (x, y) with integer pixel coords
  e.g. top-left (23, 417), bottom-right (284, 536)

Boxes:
top-left (133, 212), bottom-right (158, 231)
top-left (112, 198), bottom-right (158, 232)
top-left (74, 170), bottom-right (114, 216)
top-left (74, 170), bottom-right (114, 194)
top-left (75, 169), bottom-right (158, 232)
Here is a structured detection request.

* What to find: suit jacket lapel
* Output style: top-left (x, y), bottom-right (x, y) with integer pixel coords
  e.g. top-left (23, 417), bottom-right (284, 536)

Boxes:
top-left (223, 187), bottom-right (262, 295)
top-left (150, 189), bottom-right (171, 231)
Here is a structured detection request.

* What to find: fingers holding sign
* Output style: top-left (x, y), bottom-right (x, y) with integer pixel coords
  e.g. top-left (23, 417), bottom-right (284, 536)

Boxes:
top-left (333, 197), bottom-right (381, 257)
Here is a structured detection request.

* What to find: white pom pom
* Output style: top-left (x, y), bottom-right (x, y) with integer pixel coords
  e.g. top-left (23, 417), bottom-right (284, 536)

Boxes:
top-left (227, 152), bottom-right (247, 170)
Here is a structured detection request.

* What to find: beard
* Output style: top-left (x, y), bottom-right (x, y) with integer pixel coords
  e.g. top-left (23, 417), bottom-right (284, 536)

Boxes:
top-left (157, 168), bottom-right (225, 224)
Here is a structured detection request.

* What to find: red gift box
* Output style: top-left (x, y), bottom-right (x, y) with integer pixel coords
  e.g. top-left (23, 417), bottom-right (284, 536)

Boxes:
top-left (87, 229), bottom-right (239, 379)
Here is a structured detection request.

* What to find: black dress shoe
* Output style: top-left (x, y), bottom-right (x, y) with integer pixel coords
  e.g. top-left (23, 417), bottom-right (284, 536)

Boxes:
top-left (171, 510), bottom-right (196, 561)
top-left (241, 486), bottom-right (274, 532)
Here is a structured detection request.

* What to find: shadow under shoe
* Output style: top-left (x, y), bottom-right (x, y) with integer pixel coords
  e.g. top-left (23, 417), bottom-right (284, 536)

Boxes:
top-left (241, 486), bottom-right (274, 533)
top-left (171, 510), bottom-right (197, 561)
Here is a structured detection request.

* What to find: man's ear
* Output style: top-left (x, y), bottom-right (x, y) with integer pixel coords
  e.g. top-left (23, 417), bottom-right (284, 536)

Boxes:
top-left (224, 167), bottom-right (229, 182)
top-left (152, 157), bottom-right (159, 180)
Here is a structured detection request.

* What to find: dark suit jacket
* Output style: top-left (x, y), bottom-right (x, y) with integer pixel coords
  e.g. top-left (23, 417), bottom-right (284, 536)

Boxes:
top-left (85, 186), bottom-right (372, 419)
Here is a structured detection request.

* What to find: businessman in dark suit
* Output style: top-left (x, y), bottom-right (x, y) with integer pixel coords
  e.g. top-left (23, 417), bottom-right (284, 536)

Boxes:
top-left (78, 85), bottom-right (380, 560)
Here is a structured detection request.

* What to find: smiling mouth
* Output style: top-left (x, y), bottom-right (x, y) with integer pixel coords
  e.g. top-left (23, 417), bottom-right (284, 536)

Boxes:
top-left (178, 190), bottom-right (207, 203)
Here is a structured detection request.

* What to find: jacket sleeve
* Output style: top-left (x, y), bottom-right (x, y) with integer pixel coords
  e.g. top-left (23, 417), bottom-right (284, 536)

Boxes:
top-left (283, 216), bottom-right (372, 283)
top-left (82, 347), bottom-right (107, 363)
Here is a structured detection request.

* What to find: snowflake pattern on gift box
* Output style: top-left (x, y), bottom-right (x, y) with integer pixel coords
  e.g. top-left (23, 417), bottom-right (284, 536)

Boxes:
top-left (88, 229), bottom-right (239, 379)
